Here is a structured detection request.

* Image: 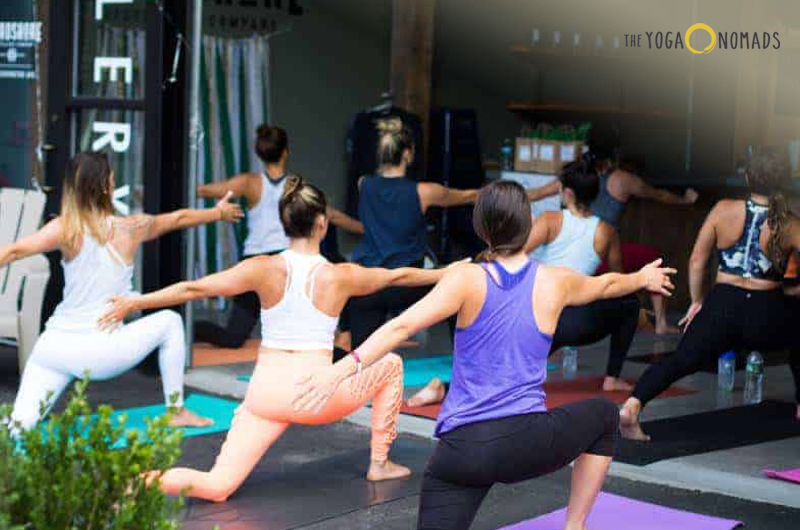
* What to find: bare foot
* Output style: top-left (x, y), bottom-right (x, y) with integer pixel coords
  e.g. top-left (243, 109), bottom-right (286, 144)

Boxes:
top-left (654, 320), bottom-right (680, 335)
top-left (169, 408), bottom-right (214, 428)
top-left (619, 399), bottom-right (650, 442)
top-left (366, 459), bottom-right (412, 481)
top-left (407, 378), bottom-right (446, 407)
top-left (602, 377), bottom-right (633, 392)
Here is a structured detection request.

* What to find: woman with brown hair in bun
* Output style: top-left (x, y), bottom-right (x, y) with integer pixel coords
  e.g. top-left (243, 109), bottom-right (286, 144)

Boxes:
top-left (195, 125), bottom-right (362, 348)
top-left (100, 176), bottom-right (449, 502)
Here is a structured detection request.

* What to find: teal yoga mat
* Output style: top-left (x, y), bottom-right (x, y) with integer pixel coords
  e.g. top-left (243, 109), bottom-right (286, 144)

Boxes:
top-left (40, 393), bottom-right (239, 449)
top-left (236, 357), bottom-right (559, 386)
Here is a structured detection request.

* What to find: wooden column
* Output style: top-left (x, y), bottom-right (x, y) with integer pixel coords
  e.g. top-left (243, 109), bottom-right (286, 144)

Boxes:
top-left (391, 0), bottom-right (436, 164)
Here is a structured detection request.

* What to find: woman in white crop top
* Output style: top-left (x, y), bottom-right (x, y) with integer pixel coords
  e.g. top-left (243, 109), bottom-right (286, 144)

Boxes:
top-left (100, 176), bottom-right (449, 503)
top-left (0, 152), bottom-right (243, 432)
top-left (195, 124), bottom-right (364, 349)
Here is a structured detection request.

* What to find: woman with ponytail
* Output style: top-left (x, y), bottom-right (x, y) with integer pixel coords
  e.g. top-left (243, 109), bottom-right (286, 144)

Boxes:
top-left (195, 125), bottom-right (362, 349)
top-left (293, 181), bottom-right (675, 530)
top-left (99, 176), bottom-right (449, 502)
top-left (621, 149), bottom-right (800, 441)
top-left (0, 152), bottom-right (243, 431)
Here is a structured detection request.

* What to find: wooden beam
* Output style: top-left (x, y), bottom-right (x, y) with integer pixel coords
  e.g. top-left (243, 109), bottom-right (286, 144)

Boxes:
top-left (391, 0), bottom-right (436, 164)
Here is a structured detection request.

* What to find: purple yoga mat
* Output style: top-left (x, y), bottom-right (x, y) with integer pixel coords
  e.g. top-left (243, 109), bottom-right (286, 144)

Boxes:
top-left (763, 468), bottom-right (800, 485)
top-left (498, 492), bottom-right (742, 530)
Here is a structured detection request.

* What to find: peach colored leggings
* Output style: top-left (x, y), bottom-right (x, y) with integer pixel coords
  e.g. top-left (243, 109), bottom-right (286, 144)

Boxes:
top-left (157, 351), bottom-right (403, 502)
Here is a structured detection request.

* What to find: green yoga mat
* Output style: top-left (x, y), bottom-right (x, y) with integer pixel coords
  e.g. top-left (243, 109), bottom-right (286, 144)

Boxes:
top-left (236, 357), bottom-right (559, 386)
top-left (40, 393), bottom-right (239, 449)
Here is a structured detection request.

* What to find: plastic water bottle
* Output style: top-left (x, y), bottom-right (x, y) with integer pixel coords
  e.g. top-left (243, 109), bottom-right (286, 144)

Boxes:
top-left (500, 139), bottom-right (514, 171)
top-left (562, 347), bottom-right (578, 379)
top-left (717, 351), bottom-right (736, 392)
top-left (744, 351), bottom-right (764, 404)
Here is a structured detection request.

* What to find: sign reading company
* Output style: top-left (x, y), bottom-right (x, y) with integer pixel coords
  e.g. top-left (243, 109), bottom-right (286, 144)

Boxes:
top-left (91, 0), bottom-right (135, 154)
top-left (0, 21), bottom-right (43, 80)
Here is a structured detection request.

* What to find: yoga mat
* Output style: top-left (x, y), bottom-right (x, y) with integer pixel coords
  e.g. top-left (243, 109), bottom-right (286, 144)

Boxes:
top-left (192, 338), bottom-right (260, 367)
top-left (763, 468), bottom-right (800, 485)
top-left (400, 377), bottom-right (695, 420)
top-left (42, 394), bottom-right (239, 449)
top-left (498, 492), bottom-right (742, 530)
top-left (616, 401), bottom-right (800, 466)
top-left (630, 350), bottom-right (792, 374)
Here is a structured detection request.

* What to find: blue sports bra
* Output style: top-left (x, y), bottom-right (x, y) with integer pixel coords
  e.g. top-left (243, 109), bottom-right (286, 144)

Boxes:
top-left (718, 199), bottom-right (783, 281)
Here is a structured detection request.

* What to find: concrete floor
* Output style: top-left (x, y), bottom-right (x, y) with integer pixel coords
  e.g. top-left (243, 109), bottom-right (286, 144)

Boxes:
top-left (2, 311), bottom-right (800, 529)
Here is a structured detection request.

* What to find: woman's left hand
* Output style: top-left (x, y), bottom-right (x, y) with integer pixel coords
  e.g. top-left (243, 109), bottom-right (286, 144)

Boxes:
top-left (98, 295), bottom-right (137, 332)
top-left (293, 365), bottom-right (345, 414)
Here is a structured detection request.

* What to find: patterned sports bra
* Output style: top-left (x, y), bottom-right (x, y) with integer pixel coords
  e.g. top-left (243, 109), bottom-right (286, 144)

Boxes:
top-left (718, 199), bottom-right (784, 281)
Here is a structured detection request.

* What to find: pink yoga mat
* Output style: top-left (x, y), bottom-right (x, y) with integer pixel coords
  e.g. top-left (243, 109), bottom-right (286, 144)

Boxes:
top-left (498, 493), bottom-right (742, 530)
top-left (763, 469), bottom-right (800, 484)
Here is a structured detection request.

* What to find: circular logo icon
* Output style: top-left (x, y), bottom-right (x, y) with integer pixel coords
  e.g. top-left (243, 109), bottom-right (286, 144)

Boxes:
top-left (685, 23), bottom-right (716, 54)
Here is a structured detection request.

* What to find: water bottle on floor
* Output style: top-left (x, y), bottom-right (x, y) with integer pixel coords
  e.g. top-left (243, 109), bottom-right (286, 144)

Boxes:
top-left (562, 347), bottom-right (578, 379)
top-left (744, 351), bottom-right (764, 404)
top-left (717, 351), bottom-right (736, 392)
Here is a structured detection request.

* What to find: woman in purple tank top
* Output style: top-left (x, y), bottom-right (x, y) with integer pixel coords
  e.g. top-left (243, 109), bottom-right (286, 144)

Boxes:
top-left (293, 181), bottom-right (675, 530)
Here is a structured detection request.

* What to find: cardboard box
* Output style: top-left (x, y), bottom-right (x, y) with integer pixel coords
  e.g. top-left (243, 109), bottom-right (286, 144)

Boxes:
top-left (514, 138), bottom-right (535, 172)
top-left (537, 140), bottom-right (561, 174)
top-left (558, 141), bottom-right (583, 166)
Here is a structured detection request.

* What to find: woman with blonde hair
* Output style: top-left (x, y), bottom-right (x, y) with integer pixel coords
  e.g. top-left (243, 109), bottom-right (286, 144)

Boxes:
top-left (1, 152), bottom-right (243, 431)
top-left (99, 176), bottom-right (449, 502)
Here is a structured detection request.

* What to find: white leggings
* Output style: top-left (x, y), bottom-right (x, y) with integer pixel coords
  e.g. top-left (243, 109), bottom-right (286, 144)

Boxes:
top-left (11, 310), bottom-right (186, 432)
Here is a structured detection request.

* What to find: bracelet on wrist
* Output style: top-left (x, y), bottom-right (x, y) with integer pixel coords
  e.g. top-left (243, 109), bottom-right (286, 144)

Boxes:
top-left (349, 351), bottom-right (362, 377)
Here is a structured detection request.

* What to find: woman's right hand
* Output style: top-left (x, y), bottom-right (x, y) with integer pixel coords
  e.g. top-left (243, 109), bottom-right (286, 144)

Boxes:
top-left (216, 191), bottom-right (244, 223)
top-left (678, 302), bottom-right (702, 331)
top-left (639, 259), bottom-right (676, 297)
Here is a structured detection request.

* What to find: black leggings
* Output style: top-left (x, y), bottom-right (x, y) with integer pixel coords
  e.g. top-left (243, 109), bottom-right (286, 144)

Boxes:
top-left (417, 398), bottom-right (619, 530)
top-left (193, 252), bottom-right (280, 348)
top-left (633, 284), bottom-right (800, 405)
top-left (550, 294), bottom-right (640, 378)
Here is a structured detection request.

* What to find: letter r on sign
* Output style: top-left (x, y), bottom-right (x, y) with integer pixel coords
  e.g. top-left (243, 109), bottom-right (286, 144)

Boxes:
top-left (92, 122), bottom-right (131, 153)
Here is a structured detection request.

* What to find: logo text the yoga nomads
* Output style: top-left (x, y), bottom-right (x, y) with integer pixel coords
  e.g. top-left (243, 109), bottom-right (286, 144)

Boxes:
top-left (624, 23), bottom-right (780, 54)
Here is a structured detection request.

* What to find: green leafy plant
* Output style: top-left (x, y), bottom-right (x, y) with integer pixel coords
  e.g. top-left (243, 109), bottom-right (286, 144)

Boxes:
top-left (0, 378), bottom-right (185, 530)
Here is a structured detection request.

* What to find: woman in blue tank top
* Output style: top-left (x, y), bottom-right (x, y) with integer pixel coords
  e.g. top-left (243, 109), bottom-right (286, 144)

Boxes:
top-left (294, 181), bottom-right (675, 530)
top-left (346, 118), bottom-right (481, 349)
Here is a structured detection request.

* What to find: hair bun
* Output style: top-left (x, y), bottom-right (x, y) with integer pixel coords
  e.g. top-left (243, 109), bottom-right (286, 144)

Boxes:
top-left (282, 175), bottom-right (303, 200)
top-left (256, 124), bottom-right (271, 138)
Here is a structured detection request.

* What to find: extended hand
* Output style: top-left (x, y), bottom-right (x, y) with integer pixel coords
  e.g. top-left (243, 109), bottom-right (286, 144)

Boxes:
top-left (684, 188), bottom-right (699, 205)
top-left (678, 302), bottom-right (702, 331)
top-left (216, 191), bottom-right (244, 222)
top-left (98, 295), bottom-right (137, 332)
top-left (640, 259), bottom-right (677, 297)
top-left (292, 366), bottom-right (344, 414)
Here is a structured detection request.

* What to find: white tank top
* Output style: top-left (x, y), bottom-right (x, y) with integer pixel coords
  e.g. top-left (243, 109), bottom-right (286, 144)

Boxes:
top-left (242, 172), bottom-right (290, 256)
top-left (260, 250), bottom-right (339, 351)
top-left (531, 210), bottom-right (602, 276)
top-left (48, 223), bottom-right (134, 332)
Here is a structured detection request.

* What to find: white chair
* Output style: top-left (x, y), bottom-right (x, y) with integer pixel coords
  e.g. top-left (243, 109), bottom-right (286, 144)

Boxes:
top-left (0, 188), bottom-right (49, 373)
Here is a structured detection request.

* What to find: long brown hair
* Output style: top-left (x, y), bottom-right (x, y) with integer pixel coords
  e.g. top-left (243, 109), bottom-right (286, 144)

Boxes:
top-left (746, 150), bottom-right (792, 272)
top-left (473, 181), bottom-right (532, 263)
top-left (278, 175), bottom-right (327, 238)
top-left (60, 152), bottom-right (115, 252)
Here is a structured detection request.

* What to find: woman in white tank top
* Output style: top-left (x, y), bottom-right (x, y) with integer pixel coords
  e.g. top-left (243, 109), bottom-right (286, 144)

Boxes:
top-left (195, 125), bottom-right (363, 349)
top-left (0, 152), bottom-right (243, 432)
top-left (100, 176), bottom-right (449, 502)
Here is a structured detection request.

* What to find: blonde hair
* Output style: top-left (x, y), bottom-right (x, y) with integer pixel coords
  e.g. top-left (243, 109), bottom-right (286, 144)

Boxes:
top-left (279, 175), bottom-right (327, 238)
top-left (60, 152), bottom-right (114, 252)
top-left (376, 117), bottom-right (413, 168)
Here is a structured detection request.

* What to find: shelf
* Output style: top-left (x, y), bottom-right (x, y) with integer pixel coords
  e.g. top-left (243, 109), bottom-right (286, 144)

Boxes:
top-left (507, 101), bottom-right (672, 119)
top-left (507, 43), bottom-right (689, 75)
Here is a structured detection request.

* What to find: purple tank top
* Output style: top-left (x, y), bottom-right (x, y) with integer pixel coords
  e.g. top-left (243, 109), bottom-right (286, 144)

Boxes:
top-left (435, 260), bottom-right (553, 437)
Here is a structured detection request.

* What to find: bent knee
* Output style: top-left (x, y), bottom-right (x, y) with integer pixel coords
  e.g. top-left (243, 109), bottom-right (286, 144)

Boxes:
top-left (592, 397), bottom-right (620, 433)
top-left (157, 309), bottom-right (184, 329)
top-left (383, 353), bottom-right (404, 375)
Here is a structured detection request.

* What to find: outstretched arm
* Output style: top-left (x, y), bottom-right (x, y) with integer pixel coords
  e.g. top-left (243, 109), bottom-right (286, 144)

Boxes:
top-left (98, 257), bottom-right (268, 328)
top-left (142, 191), bottom-right (243, 242)
top-left (294, 265), bottom-right (470, 412)
top-left (418, 183), bottom-right (480, 211)
top-left (337, 263), bottom-right (446, 298)
top-left (526, 180), bottom-right (560, 203)
top-left (326, 206), bottom-right (364, 235)
top-left (625, 172), bottom-right (698, 206)
top-left (197, 175), bottom-right (250, 200)
top-left (687, 207), bottom-right (718, 304)
top-left (0, 218), bottom-right (63, 267)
